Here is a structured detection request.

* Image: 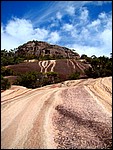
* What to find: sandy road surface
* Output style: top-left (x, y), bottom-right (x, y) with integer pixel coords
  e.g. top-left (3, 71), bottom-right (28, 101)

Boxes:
top-left (1, 77), bottom-right (112, 149)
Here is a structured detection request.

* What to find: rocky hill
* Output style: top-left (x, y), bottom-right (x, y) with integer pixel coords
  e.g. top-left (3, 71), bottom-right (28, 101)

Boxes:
top-left (1, 77), bottom-right (112, 149)
top-left (6, 59), bottom-right (90, 82)
top-left (15, 40), bottom-right (80, 59)
top-left (4, 40), bottom-right (90, 84)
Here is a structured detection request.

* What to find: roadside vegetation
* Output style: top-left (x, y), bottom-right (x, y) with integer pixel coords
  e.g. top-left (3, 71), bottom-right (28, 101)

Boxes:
top-left (14, 71), bottom-right (60, 89)
top-left (1, 75), bottom-right (11, 90)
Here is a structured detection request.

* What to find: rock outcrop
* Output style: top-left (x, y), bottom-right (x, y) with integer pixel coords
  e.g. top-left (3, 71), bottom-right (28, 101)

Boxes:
top-left (15, 40), bottom-right (80, 59)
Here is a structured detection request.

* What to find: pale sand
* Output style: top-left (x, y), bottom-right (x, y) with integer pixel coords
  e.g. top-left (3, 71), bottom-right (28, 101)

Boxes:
top-left (1, 77), bottom-right (112, 149)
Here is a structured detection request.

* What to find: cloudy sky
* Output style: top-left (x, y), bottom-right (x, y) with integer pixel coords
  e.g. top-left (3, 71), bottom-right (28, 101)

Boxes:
top-left (1, 1), bottom-right (112, 57)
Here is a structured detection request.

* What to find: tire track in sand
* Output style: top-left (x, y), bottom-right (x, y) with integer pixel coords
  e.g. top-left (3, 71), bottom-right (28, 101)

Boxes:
top-left (84, 77), bottom-right (112, 115)
top-left (1, 86), bottom-right (62, 149)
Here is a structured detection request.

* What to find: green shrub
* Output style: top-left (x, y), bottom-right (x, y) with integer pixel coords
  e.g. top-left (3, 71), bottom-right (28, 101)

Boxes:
top-left (15, 71), bottom-right (43, 88)
top-left (1, 67), bottom-right (14, 76)
top-left (15, 71), bottom-right (60, 88)
top-left (68, 71), bottom-right (80, 80)
top-left (45, 72), bottom-right (60, 84)
top-left (1, 76), bottom-right (11, 90)
top-left (84, 55), bottom-right (112, 78)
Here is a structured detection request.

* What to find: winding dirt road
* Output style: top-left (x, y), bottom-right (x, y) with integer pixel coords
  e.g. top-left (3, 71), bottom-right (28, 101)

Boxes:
top-left (1, 77), bottom-right (112, 149)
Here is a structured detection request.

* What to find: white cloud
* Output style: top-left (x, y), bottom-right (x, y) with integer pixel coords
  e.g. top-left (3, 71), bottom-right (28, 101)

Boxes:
top-left (62, 8), bottom-right (112, 57)
top-left (1, 17), bottom-right (62, 50)
top-left (63, 23), bottom-right (74, 31)
top-left (98, 12), bottom-right (112, 30)
top-left (47, 31), bottom-right (61, 43)
top-left (88, 19), bottom-right (101, 28)
top-left (1, 31), bottom-right (21, 50)
top-left (1, 18), bottom-right (49, 50)
top-left (1, 25), bottom-right (4, 34)
top-left (66, 43), bottom-right (108, 57)
top-left (99, 29), bottom-right (112, 50)
top-left (79, 7), bottom-right (89, 22)
top-left (1, 1), bottom-right (112, 57)
top-left (5, 18), bottom-right (33, 40)
top-left (70, 28), bottom-right (78, 38)
top-left (34, 28), bottom-right (49, 40)
top-left (66, 5), bottom-right (75, 16)
top-left (66, 25), bottom-right (112, 57)
top-left (87, 19), bottom-right (101, 32)
top-left (50, 23), bottom-right (56, 28)
top-left (80, 28), bottom-right (90, 41)
top-left (56, 12), bottom-right (62, 20)
top-left (98, 12), bottom-right (107, 19)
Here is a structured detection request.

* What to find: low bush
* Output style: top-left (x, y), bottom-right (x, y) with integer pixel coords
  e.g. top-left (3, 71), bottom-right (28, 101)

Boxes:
top-left (1, 75), bottom-right (11, 90)
top-left (68, 71), bottom-right (80, 80)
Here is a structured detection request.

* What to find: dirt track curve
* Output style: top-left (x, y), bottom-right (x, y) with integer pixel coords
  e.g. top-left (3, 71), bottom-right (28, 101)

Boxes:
top-left (1, 77), bottom-right (112, 149)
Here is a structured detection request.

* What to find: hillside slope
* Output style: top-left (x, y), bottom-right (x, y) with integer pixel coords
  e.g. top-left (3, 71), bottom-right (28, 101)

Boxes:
top-left (6, 59), bottom-right (90, 80)
top-left (1, 77), bottom-right (112, 149)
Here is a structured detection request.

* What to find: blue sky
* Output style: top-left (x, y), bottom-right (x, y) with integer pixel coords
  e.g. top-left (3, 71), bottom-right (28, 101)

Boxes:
top-left (1, 1), bottom-right (112, 57)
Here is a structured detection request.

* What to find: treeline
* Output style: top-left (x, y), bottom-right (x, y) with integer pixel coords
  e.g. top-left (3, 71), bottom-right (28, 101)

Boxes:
top-left (1, 49), bottom-right (65, 67)
top-left (81, 54), bottom-right (112, 78)
top-left (1, 49), bottom-right (24, 66)
top-left (14, 71), bottom-right (81, 89)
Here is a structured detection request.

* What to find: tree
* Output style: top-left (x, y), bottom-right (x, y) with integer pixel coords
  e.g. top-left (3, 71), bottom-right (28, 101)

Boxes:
top-left (1, 67), bottom-right (14, 76)
top-left (85, 54), bottom-right (112, 78)
top-left (68, 71), bottom-right (80, 80)
top-left (15, 71), bottom-right (43, 88)
top-left (80, 54), bottom-right (88, 59)
top-left (45, 72), bottom-right (59, 84)
top-left (1, 75), bottom-right (11, 90)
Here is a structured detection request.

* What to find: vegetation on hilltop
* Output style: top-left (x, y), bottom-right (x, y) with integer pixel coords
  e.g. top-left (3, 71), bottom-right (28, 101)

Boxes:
top-left (82, 54), bottom-right (112, 78)
top-left (1, 49), bottom-right (24, 66)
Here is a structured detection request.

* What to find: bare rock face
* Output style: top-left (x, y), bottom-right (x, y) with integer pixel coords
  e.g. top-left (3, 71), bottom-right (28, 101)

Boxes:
top-left (6, 59), bottom-right (90, 81)
top-left (15, 40), bottom-right (80, 59)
